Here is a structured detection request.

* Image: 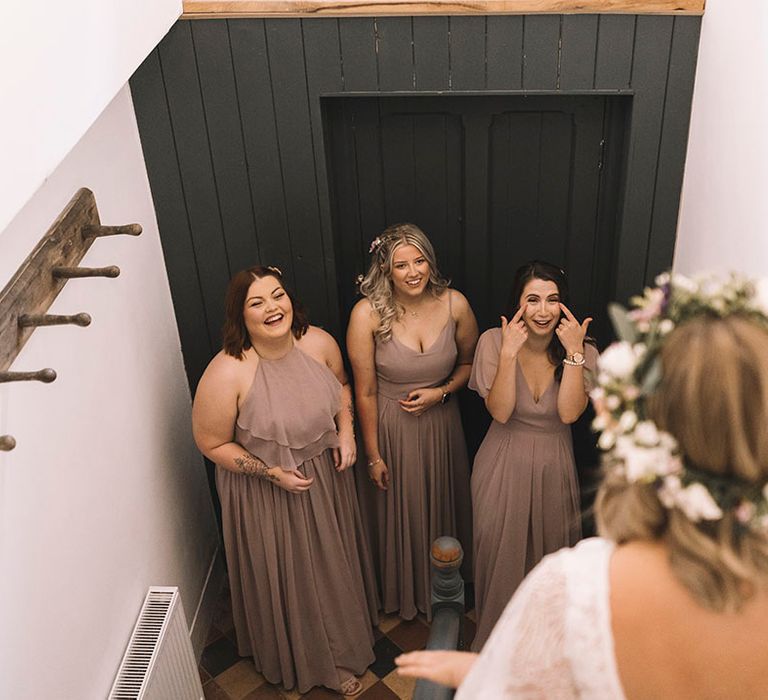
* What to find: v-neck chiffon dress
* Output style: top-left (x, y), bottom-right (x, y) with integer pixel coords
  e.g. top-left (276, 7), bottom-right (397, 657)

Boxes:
top-left (215, 344), bottom-right (378, 694)
top-left (356, 303), bottom-right (473, 620)
top-left (468, 328), bottom-right (597, 650)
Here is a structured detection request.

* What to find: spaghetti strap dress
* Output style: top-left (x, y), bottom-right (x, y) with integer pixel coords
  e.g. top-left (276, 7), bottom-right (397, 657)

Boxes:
top-left (468, 328), bottom-right (597, 650)
top-left (216, 344), bottom-right (378, 694)
top-left (356, 295), bottom-right (473, 620)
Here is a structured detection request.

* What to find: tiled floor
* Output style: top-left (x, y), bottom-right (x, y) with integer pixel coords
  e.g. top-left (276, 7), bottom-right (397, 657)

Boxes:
top-left (199, 584), bottom-right (476, 700)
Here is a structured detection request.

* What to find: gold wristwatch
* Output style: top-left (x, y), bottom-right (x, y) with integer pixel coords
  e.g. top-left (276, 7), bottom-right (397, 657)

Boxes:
top-left (563, 351), bottom-right (586, 366)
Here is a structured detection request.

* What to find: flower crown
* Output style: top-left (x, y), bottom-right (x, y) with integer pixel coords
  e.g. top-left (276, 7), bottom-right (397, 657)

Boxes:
top-left (368, 234), bottom-right (400, 256)
top-left (593, 272), bottom-right (768, 533)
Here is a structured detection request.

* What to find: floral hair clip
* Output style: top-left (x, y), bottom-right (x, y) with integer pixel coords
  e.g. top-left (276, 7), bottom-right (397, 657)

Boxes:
top-left (368, 236), bottom-right (385, 255)
top-left (592, 272), bottom-right (768, 531)
top-left (368, 234), bottom-right (399, 256)
top-left (266, 265), bottom-right (282, 276)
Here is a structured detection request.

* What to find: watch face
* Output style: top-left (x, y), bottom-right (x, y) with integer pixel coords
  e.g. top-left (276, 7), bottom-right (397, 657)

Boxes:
top-left (571, 352), bottom-right (585, 363)
top-left (441, 391), bottom-right (451, 404)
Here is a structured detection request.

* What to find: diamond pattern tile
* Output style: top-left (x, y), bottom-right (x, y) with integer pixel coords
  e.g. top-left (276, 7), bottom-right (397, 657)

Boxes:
top-left (200, 586), bottom-right (476, 699)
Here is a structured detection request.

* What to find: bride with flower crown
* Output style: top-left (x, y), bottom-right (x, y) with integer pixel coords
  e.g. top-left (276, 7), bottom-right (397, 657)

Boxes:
top-left (396, 272), bottom-right (768, 698)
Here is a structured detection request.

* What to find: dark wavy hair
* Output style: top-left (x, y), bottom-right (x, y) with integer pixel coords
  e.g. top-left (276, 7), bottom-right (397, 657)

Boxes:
top-left (505, 260), bottom-right (591, 381)
top-left (222, 266), bottom-right (309, 358)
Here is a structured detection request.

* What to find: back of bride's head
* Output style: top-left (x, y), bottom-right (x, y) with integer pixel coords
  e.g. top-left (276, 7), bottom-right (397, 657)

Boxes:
top-left (595, 277), bottom-right (768, 612)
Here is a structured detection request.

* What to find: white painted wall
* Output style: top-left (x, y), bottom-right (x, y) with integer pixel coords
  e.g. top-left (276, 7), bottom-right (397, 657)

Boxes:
top-left (674, 0), bottom-right (768, 275)
top-left (0, 85), bottom-right (219, 699)
top-left (0, 0), bottom-right (181, 234)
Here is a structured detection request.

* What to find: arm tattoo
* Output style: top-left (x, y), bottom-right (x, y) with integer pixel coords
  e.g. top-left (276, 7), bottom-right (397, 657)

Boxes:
top-left (234, 453), bottom-right (278, 482)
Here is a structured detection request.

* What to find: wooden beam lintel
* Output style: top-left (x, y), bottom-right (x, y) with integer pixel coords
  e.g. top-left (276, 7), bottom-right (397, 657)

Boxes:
top-left (182, 0), bottom-right (706, 19)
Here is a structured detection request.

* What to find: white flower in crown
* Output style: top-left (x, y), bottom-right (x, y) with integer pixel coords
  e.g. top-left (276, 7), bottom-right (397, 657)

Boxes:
top-left (658, 431), bottom-right (678, 452)
top-left (618, 411), bottom-right (638, 432)
top-left (658, 319), bottom-right (675, 335)
top-left (671, 273), bottom-right (698, 294)
top-left (592, 413), bottom-right (609, 431)
top-left (598, 429), bottom-right (616, 450)
top-left (753, 278), bottom-right (768, 316)
top-left (658, 474), bottom-right (683, 508)
top-left (634, 420), bottom-right (660, 447)
top-left (675, 482), bottom-right (723, 522)
top-left (699, 274), bottom-right (725, 299)
top-left (598, 341), bottom-right (640, 381)
top-left (622, 443), bottom-right (667, 483)
top-left (629, 287), bottom-right (665, 323)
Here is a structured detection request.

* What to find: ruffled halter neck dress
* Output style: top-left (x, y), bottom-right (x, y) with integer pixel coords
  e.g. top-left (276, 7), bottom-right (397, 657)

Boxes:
top-left (216, 343), bottom-right (378, 693)
top-left (356, 294), bottom-right (473, 620)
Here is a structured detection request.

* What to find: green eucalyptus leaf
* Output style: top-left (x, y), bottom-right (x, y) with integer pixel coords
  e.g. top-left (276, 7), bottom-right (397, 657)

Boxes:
top-left (608, 303), bottom-right (638, 343)
top-left (641, 356), bottom-right (663, 394)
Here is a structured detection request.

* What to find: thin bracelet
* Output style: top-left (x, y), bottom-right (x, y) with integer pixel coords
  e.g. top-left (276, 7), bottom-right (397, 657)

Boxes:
top-left (563, 357), bottom-right (586, 367)
top-left (367, 457), bottom-right (382, 468)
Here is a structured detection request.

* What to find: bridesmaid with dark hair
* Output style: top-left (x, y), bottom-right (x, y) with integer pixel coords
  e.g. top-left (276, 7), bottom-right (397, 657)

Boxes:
top-left (192, 266), bottom-right (377, 696)
top-left (469, 261), bottom-right (597, 650)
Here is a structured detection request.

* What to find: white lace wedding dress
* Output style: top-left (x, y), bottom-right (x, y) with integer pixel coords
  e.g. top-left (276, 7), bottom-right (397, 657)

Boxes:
top-left (456, 538), bottom-right (627, 699)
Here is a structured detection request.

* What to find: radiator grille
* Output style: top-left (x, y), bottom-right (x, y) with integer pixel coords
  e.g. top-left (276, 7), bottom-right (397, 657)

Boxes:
top-left (109, 586), bottom-right (203, 700)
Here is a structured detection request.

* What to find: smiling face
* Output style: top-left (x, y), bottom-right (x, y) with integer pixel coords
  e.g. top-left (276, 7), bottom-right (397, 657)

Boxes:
top-left (243, 274), bottom-right (293, 341)
top-left (519, 278), bottom-right (561, 337)
top-left (388, 243), bottom-right (431, 299)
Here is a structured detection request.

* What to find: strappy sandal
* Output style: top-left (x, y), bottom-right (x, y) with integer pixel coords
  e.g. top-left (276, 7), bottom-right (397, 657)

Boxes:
top-left (339, 676), bottom-right (363, 697)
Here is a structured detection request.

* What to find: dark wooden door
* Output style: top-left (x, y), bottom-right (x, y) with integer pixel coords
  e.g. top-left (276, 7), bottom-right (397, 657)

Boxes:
top-left (325, 95), bottom-right (627, 338)
top-left (325, 94), bottom-right (627, 484)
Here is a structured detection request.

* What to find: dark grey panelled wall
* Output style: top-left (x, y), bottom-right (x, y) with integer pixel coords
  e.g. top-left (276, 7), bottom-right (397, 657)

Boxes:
top-left (131, 15), bottom-right (701, 389)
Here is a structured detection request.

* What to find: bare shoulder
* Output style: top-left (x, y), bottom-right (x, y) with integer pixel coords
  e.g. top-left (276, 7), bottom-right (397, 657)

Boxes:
top-left (201, 350), bottom-right (247, 385)
top-left (300, 325), bottom-right (339, 354)
top-left (195, 350), bottom-right (252, 404)
top-left (349, 297), bottom-right (379, 329)
top-left (439, 288), bottom-right (471, 319)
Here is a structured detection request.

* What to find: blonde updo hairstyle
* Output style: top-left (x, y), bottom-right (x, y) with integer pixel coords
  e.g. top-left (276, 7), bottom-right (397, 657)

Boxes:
top-left (358, 223), bottom-right (449, 341)
top-left (596, 315), bottom-right (768, 611)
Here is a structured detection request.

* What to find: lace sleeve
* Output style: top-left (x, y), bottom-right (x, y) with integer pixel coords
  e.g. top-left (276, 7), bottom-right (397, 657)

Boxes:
top-left (456, 553), bottom-right (577, 699)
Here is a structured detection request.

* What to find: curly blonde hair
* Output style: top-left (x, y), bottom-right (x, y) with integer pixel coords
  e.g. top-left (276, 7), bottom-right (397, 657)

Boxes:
top-left (358, 223), bottom-right (449, 341)
top-left (596, 316), bottom-right (768, 611)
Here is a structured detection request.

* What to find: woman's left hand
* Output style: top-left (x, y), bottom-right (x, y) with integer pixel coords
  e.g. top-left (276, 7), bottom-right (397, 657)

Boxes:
top-left (399, 387), bottom-right (443, 416)
top-left (333, 431), bottom-right (357, 471)
top-left (557, 303), bottom-right (593, 355)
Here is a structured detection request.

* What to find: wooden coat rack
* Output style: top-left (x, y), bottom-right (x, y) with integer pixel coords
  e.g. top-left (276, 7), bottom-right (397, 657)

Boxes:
top-left (0, 188), bottom-right (142, 451)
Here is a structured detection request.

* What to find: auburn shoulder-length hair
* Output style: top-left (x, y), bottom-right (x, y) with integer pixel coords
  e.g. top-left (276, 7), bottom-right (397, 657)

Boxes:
top-left (221, 266), bottom-right (309, 358)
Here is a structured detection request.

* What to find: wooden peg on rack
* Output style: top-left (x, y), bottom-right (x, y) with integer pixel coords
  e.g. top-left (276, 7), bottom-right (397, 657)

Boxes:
top-left (52, 265), bottom-right (120, 279)
top-left (0, 368), bottom-right (57, 384)
top-left (18, 313), bottom-right (91, 328)
top-left (81, 223), bottom-right (142, 239)
top-left (0, 435), bottom-right (16, 452)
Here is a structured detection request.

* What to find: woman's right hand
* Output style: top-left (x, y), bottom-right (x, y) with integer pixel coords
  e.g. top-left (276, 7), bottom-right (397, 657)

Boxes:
top-left (368, 458), bottom-right (389, 491)
top-left (500, 305), bottom-right (528, 360)
top-left (395, 650), bottom-right (478, 688)
top-left (274, 468), bottom-right (314, 493)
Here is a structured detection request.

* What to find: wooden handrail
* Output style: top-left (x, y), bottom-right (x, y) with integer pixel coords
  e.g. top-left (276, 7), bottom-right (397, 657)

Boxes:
top-left (182, 0), bottom-right (705, 19)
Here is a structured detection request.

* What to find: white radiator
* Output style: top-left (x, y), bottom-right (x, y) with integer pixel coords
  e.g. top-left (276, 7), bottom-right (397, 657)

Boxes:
top-left (109, 586), bottom-right (204, 700)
